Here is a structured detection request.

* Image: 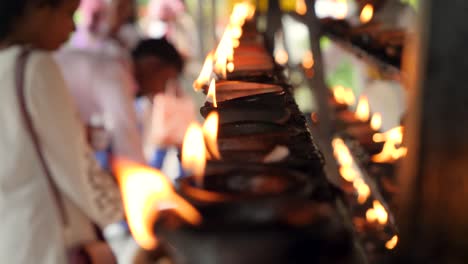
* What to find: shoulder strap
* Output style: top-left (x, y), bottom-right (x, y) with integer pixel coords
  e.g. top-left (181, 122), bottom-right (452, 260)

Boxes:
top-left (15, 49), bottom-right (69, 226)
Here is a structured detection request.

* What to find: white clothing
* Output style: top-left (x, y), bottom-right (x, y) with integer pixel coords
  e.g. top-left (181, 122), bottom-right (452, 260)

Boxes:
top-left (0, 47), bottom-right (124, 263)
top-left (56, 30), bottom-right (145, 163)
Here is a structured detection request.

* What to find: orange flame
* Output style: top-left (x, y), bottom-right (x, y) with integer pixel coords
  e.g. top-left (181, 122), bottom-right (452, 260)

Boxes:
top-left (385, 235), bottom-right (399, 250)
top-left (296, 0), bottom-right (307, 15)
top-left (372, 126), bottom-right (407, 163)
top-left (230, 2), bottom-right (256, 26)
top-left (332, 138), bottom-right (370, 204)
top-left (360, 4), bottom-right (374, 24)
top-left (366, 200), bottom-right (388, 225)
top-left (370, 113), bottom-right (382, 131)
top-left (182, 123), bottom-right (207, 187)
top-left (275, 49), bottom-right (289, 65)
top-left (354, 178), bottom-right (371, 204)
top-left (206, 79), bottom-right (218, 108)
top-left (214, 29), bottom-right (233, 78)
top-left (113, 159), bottom-right (202, 250)
top-left (333, 86), bottom-right (355, 106)
top-left (302, 50), bottom-right (314, 69)
top-left (202, 112), bottom-right (221, 160)
top-left (212, 2), bottom-right (255, 79)
top-left (227, 62), bottom-right (235, 73)
top-left (355, 95), bottom-right (370, 122)
top-left (194, 53), bottom-right (214, 91)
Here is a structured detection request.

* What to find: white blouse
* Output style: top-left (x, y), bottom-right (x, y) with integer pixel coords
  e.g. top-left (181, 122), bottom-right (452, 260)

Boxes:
top-left (0, 47), bottom-right (124, 264)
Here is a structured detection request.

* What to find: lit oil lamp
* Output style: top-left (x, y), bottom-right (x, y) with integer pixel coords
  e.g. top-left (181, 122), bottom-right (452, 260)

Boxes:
top-left (203, 80), bottom-right (285, 102)
top-left (154, 121), bottom-right (356, 264)
top-left (112, 159), bottom-right (202, 250)
top-left (345, 112), bottom-right (385, 154)
top-left (367, 126), bottom-right (407, 199)
top-left (335, 95), bottom-right (370, 128)
top-left (330, 85), bottom-right (356, 112)
top-left (153, 198), bottom-right (357, 264)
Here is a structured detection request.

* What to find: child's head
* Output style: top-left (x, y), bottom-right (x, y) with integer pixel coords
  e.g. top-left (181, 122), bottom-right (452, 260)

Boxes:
top-left (0, 0), bottom-right (79, 50)
top-left (132, 38), bottom-right (184, 97)
top-left (79, 0), bottom-right (134, 38)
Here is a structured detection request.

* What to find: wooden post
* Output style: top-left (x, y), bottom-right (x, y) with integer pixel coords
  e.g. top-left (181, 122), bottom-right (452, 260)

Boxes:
top-left (211, 0), bottom-right (217, 44)
top-left (197, 0), bottom-right (206, 58)
top-left (396, 1), bottom-right (468, 262)
top-left (264, 0), bottom-right (282, 54)
top-left (304, 0), bottom-right (333, 140)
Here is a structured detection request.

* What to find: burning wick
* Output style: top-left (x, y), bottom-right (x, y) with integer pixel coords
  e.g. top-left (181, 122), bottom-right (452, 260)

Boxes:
top-left (332, 138), bottom-right (371, 204)
top-left (360, 4), bottom-right (374, 24)
top-left (182, 123), bottom-right (207, 187)
top-left (194, 53), bottom-right (214, 91)
top-left (385, 235), bottom-right (398, 250)
top-left (227, 62), bottom-right (235, 73)
top-left (333, 86), bottom-right (355, 106)
top-left (207, 79), bottom-right (218, 108)
top-left (203, 112), bottom-right (221, 160)
top-left (372, 126), bottom-right (407, 163)
top-left (370, 113), bottom-right (382, 131)
top-left (355, 95), bottom-right (370, 122)
top-left (365, 200), bottom-right (388, 225)
top-left (113, 159), bottom-right (202, 250)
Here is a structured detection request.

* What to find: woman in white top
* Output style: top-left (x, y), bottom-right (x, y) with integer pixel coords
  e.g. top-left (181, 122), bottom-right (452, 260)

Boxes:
top-left (0, 0), bottom-right (124, 263)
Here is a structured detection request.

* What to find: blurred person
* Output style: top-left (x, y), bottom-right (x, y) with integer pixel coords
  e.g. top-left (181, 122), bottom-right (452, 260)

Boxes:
top-left (56, 0), bottom-right (146, 164)
top-left (132, 38), bottom-right (195, 177)
top-left (144, 0), bottom-right (200, 71)
top-left (0, 0), bottom-right (126, 263)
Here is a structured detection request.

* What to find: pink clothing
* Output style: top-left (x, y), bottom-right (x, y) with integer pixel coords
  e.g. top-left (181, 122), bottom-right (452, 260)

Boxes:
top-left (55, 30), bottom-right (145, 163)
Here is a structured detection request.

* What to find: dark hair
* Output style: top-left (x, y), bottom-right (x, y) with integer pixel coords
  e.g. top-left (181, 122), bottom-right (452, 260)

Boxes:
top-left (132, 38), bottom-right (185, 73)
top-left (0, 0), bottom-right (62, 41)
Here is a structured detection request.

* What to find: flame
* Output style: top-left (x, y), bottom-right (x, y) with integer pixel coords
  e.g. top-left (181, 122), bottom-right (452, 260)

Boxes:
top-left (214, 29), bottom-right (234, 78)
top-left (182, 123), bottom-right (207, 187)
top-left (335, 0), bottom-right (348, 19)
top-left (202, 112), bottom-right (221, 160)
top-left (366, 200), bottom-right (388, 225)
top-left (227, 62), bottom-right (235, 73)
top-left (333, 86), bottom-right (355, 106)
top-left (206, 79), bottom-right (218, 108)
top-left (275, 49), bottom-right (289, 65)
top-left (230, 2), bottom-right (256, 25)
top-left (194, 53), bottom-right (214, 91)
top-left (113, 159), bottom-right (202, 250)
top-left (332, 138), bottom-right (370, 204)
top-left (296, 0), bottom-right (307, 15)
top-left (355, 95), bottom-right (370, 122)
top-left (370, 113), bottom-right (382, 131)
top-left (372, 126), bottom-right (408, 163)
top-left (343, 88), bottom-right (356, 106)
top-left (360, 4), bottom-right (374, 24)
top-left (339, 167), bottom-right (358, 182)
top-left (212, 2), bottom-right (256, 78)
top-left (354, 178), bottom-right (370, 204)
top-left (385, 235), bottom-right (398, 250)
top-left (302, 50), bottom-right (314, 69)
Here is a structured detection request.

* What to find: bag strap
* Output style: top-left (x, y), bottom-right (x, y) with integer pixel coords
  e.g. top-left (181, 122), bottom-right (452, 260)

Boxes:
top-left (15, 49), bottom-right (69, 226)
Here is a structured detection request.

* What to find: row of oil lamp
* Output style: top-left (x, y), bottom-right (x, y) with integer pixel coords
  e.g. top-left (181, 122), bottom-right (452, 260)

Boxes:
top-left (113, 2), bottom-right (364, 263)
top-left (328, 84), bottom-right (406, 260)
